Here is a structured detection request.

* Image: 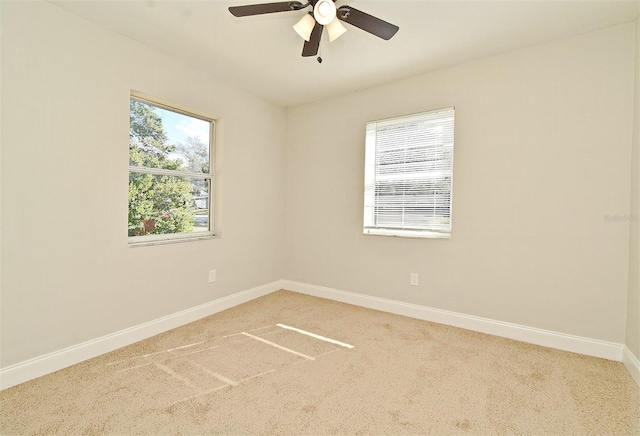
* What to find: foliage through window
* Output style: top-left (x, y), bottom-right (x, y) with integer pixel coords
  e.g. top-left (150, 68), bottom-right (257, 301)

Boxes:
top-left (129, 95), bottom-right (214, 243)
top-left (363, 108), bottom-right (455, 238)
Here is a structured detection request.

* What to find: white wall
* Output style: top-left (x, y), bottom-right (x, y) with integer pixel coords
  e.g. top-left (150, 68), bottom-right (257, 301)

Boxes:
top-left (0, 1), bottom-right (286, 367)
top-left (285, 23), bottom-right (635, 343)
top-left (627, 15), bottom-right (640, 359)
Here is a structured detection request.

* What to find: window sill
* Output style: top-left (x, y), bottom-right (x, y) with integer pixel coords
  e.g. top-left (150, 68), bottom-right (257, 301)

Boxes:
top-left (128, 233), bottom-right (219, 248)
top-left (363, 229), bottom-right (451, 239)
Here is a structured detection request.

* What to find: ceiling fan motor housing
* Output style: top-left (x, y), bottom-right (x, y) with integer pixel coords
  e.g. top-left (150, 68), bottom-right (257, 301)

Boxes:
top-left (313, 0), bottom-right (336, 25)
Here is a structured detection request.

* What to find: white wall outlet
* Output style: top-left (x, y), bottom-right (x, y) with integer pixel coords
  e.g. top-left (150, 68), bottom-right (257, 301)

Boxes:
top-left (410, 273), bottom-right (419, 286)
top-left (208, 270), bottom-right (217, 283)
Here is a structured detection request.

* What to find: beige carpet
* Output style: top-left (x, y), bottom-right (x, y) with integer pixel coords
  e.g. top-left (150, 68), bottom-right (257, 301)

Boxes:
top-left (1, 290), bottom-right (639, 435)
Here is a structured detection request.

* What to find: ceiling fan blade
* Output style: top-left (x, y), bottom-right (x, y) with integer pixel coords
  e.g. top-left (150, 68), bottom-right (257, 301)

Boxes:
top-left (337, 6), bottom-right (399, 40)
top-left (302, 21), bottom-right (323, 57)
top-left (229, 1), bottom-right (304, 17)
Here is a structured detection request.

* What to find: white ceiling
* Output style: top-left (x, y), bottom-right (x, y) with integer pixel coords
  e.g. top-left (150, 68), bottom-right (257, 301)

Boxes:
top-left (51, 0), bottom-right (639, 107)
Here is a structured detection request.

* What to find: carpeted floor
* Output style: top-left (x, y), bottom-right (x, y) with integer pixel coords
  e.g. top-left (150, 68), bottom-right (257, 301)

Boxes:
top-left (1, 290), bottom-right (639, 435)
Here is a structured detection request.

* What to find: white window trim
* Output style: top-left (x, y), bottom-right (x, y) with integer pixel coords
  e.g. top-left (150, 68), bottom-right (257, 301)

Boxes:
top-left (128, 92), bottom-right (216, 245)
top-left (363, 228), bottom-right (452, 239)
top-left (128, 232), bottom-right (218, 247)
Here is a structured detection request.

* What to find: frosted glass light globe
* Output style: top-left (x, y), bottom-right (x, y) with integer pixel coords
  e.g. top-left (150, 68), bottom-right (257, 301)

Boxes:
top-left (313, 0), bottom-right (336, 25)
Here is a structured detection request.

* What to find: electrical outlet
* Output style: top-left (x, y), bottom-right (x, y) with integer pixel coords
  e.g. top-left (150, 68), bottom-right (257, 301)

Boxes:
top-left (410, 273), bottom-right (419, 286)
top-left (208, 270), bottom-right (217, 283)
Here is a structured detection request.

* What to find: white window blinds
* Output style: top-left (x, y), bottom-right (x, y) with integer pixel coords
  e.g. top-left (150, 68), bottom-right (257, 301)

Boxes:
top-left (363, 108), bottom-right (455, 238)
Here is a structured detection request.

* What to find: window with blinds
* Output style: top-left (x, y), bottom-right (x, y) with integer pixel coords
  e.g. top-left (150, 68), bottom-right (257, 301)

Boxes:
top-left (363, 108), bottom-right (455, 238)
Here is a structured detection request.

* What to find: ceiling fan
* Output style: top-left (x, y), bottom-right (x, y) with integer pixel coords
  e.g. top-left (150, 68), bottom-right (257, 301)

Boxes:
top-left (228, 0), bottom-right (399, 61)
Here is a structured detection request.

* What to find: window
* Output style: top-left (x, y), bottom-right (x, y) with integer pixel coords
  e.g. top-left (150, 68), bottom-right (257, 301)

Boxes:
top-left (363, 108), bottom-right (455, 239)
top-left (128, 94), bottom-right (215, 244)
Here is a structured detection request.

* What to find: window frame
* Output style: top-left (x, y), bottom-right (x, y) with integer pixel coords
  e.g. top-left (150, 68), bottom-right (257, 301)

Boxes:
top-left (128, 92), bottom-right (216, 246)
top-left (363, 107), bottom-right (455, 239)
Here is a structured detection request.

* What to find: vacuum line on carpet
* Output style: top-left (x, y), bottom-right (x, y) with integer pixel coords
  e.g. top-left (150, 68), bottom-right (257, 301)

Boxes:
top-left (185, 360), bottom-right (239, 386)
top-left (116, 362), bottom-right (154, 372)
top-left (276, 323), bottom-right (354, 349)
top-left (247, 325), bottom-right (273, 332)
top-left (167, 345), bottom-right (220, 360)
top-left (106, 341), bottom-right (208, 365)
top-left (292, 348), bottom-right (343, 365)
top-left (154, 362), bottom-right (203, 391)
top-left (167, 384), bottom-right (230, 407)
top-left (238, 369), bottom-right (276, 383)
top-left (241, 332), bottom-right (315, 360)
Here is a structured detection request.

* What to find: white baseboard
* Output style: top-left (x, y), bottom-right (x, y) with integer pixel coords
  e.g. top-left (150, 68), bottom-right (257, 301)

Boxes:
top-left (622, 346), bottom-right (640, 388)
top-left (2, 279), bottom-right (631, 391)
top-left (0, 280), bottom-right (283, 391)
top-left (282, 280), bottom-right (624, 362)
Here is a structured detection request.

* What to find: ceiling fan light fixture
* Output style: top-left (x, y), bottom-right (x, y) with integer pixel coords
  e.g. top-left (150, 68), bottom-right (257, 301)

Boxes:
top-left (230, 1), bottom-right (399, 60)
top-left (293, 13), bottom-right (316, 41)
top-left (313, 0), bottom-right (336, 25)
top-left (326, 18), bottom-right (346, 42)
